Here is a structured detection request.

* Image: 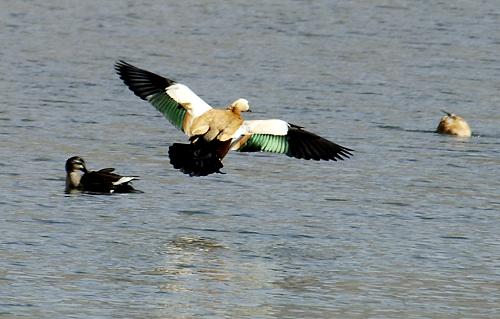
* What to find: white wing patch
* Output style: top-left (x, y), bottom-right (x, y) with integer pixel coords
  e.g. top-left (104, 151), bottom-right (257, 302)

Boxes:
top-left (112, 176), bottom-right (138, 186)
top-left (165, 83), bottom-right (212, 117)
top-left (243, 119), bottom-right (290, 136)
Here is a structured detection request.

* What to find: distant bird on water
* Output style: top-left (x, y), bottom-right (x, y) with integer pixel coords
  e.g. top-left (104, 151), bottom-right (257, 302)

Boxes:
top-left (115, 61), bottom-right (353, 176)
top-left (65, 156), bottom-right (140, 194)
top-left (436, 110), bottom-right (471, 137)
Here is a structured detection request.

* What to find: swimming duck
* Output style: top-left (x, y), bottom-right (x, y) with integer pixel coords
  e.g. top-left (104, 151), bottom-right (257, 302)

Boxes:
top-left (436, 110), bottom-right (471, 137)
top-left (65, 156), bottom-right (140, 193)
top-left (115, 61), bottom-right (353, 176)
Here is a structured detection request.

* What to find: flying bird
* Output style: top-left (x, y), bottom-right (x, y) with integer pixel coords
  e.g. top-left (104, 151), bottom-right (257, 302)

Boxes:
top-left (65, 156), bottom-right (140, 193)
top-left (115, 61), bottom-right (352, 176)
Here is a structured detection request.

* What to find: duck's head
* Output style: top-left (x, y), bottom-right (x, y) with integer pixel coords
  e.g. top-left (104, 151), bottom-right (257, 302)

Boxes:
top-left (227, 98), bottom-right (251, 114)
top-left (65, 156), bottom-right (88, 173)
top-left (437, 110), bottom-right (471, 137)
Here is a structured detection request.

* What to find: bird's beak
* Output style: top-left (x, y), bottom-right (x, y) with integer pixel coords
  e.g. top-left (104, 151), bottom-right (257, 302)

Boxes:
top-left (74, 162), bottom-right (87, 173)
top-left (441, 110), bottom-right (452, 116)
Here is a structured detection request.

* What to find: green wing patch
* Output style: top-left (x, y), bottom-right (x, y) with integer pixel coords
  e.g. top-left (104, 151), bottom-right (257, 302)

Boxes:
top-left (149, 92), bottom-right (187, 131)
top-left (239, 134), bottom-right (289, 154)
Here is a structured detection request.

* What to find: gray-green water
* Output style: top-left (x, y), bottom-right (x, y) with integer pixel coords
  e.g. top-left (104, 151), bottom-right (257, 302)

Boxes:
top-left (1, 1), bottom-right (499, 318)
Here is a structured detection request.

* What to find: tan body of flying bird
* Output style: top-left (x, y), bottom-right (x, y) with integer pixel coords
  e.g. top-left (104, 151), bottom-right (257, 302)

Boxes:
top-left (436, 110), bottom-right (471, 137)
top-left (115, 61), bottom-right (353, 176)
top-left (189, 99), bottom-right (248, 141)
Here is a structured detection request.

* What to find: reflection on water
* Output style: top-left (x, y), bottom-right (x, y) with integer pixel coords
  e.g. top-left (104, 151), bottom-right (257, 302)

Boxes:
top-left (154, 236), bottom-right (228, 293)
top-left (1, 0), bottom-right (500, 318)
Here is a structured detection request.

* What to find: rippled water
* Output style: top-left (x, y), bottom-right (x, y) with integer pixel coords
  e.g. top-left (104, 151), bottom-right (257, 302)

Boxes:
top-left (1, 1), bottom-right (500, 318)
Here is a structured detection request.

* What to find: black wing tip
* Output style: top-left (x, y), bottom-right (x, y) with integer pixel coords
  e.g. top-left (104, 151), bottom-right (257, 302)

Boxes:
top-left (114, 59), bottom-right (129, 69)
top-left (114, 60), bottom-right (176, 101)
top-left (287, 126), bottom-right (354, 161)
top-left (114, 60), bottom-right (138, 76)
top-left (337, 146), bottom-right (354, 159)
top-left (322, 144), bottom-right (353, 161)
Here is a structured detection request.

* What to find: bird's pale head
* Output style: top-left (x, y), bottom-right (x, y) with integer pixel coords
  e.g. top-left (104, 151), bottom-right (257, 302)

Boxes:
top-left (228, 98), bottom-right (251, 113)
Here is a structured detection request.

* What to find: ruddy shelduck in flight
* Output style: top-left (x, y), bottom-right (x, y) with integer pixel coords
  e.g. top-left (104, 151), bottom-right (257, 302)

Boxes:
top-left (115, 61), bottom-right (352, 176)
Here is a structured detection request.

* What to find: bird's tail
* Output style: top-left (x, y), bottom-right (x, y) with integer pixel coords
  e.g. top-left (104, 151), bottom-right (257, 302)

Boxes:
top-left (168, 139), bottom-right (230, 176)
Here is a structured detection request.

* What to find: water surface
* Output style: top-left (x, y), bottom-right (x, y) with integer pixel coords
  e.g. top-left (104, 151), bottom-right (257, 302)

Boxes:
top-left (1, 1), bottom-right (499, 318)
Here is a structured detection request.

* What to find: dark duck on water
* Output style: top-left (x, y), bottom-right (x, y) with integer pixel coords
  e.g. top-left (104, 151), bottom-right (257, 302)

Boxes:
top-left (65, 156), bottom-right (140, 194)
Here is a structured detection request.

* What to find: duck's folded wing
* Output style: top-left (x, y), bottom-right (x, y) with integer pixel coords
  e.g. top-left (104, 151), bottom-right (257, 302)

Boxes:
top-left (115, 61), bottom-right (212, 132)
top-left (83, 170), bottom-right (118, 184)
top-left (84, 170), bottom-right (137, 185)
top-left (96, 168), bottom-right (139, 185)
top-left (97, 168), bottom-right (115, 173)
top-left (81, 170), bottom-right (138, 193)
top-left (235, 120), bottom-right (353, 161)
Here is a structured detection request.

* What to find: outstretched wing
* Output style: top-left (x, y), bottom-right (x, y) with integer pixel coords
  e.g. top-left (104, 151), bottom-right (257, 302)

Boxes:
top-left (115, 61), bottom-right (212, 132)
top-left (234, 120), bottom-right (353, 161)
